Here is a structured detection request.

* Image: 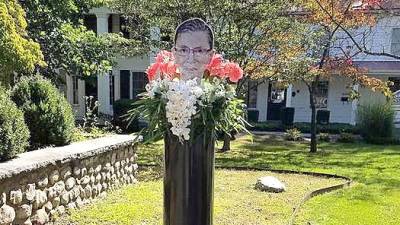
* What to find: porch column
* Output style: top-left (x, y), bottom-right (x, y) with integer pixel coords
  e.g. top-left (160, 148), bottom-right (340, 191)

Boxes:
top-left (150, 27), bottom-right (161, 63)
top-left (286, 84), bottom-right (293, 107)
top-left (96, 13), bottom-right (111, 115)
top-left (350, 84), bottom-right (359, 125)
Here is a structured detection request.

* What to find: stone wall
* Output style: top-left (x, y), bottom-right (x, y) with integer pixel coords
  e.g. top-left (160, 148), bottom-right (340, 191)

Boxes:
top-left (0, 135), bottom-right (139, 225)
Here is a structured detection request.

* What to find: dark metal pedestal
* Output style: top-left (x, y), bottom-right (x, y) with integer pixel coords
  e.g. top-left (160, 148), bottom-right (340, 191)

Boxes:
top-left (164, 130), bottom-right (215, 225)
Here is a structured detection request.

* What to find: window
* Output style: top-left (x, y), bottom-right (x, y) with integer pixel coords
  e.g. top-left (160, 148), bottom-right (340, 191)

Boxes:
top-left (120, 15), bottom-right (130, 39)
top-left (109, 72), bottom-right (115, 105)
top-left (120, 70), bottom-right (130, 99)
top-left (132, 72), bottom-right (148, 100)
top-left (72, 76), bottom-right (79, 105)
top-left (314, 81), bottom-right (329, 108)
top-left (83, 15), bottom-right (97, 34)
top-left (391, 28), bottom-right (400, 55)
top-left (247, 81), bottom-right (257, 108)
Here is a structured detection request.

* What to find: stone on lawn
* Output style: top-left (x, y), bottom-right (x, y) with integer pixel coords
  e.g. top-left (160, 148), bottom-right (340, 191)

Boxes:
top-left (255, 176), bottom-right (286, 193)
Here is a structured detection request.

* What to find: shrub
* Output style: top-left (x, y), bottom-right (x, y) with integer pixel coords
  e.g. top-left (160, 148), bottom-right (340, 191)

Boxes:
top-left (11, 76), bottom-right (75, 148)
top-left (337, 132), bottom-right (355, 143)
top-left (113, 99), bottom-right (138, 133)
top-left (284, 128), bottom-right (303, 141)
top-left (0, 88), bottom-right (30, 161)
top-left (318, 133), bottom-right (330, 142)
top-left (357, 102), bottom-right (395, 144)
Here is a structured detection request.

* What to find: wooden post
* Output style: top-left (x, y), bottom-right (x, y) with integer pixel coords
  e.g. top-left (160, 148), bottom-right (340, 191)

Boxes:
top-left (163, 129), bottom-right (215, 225)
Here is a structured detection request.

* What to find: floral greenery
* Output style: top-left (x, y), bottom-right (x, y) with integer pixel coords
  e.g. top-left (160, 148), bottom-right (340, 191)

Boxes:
top-left (284, 128), bottom-right (303, 141)
top-left (128, 77), bottom-right (248, 143)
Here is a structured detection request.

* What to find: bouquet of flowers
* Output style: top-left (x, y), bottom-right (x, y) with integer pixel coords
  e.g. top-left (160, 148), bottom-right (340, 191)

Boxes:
top-left (128, 50), bottom-right (249, 143)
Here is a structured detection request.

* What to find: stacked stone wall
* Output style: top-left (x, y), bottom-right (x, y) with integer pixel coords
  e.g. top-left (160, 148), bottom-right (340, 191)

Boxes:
top-left (0, 135), bottom-right (138, 225)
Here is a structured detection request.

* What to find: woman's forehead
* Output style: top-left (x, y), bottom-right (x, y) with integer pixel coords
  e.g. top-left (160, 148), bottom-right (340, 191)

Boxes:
top-left (175, 31), bottom-right (210, 48)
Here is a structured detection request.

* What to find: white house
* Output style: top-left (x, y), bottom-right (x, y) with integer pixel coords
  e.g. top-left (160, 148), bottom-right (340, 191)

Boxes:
top-left (64, 6), bottom-right (400, 126)
top-left (64, 7), bottom-right (153, 120)
top-left (247, 12), bottom-right (400, 126)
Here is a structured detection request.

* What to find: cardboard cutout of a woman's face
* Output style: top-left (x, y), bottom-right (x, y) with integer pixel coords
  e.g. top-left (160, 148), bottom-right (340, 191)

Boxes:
top-left (173, 31), bottom-right (214, 80)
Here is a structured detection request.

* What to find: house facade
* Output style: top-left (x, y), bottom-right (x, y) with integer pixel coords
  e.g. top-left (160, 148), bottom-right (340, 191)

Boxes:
top-left (248, 13), bottom-right (400, 126)
top-left (64, 7), bottom-right (400, 126)
top-left (64, 7), bottom-right (153, 120)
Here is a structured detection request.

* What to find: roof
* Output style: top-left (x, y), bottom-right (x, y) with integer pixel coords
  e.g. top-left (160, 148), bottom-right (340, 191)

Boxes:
top-left (354, 61), bottom-right (400, 72)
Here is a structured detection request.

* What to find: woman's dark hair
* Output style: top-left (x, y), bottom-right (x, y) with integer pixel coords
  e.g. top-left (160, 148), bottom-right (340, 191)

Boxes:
top-left (174, 18), bottom-right (214, 49)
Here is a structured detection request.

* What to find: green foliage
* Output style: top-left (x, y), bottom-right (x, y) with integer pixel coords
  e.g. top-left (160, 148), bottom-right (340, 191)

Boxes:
top-left (0, 87), bottom-right (30, 161)
top-left (318, 132), bottom-right (330, 142)
top-left (357, 102), bottom-right (395, 144)
top-left (284, 128), bottom-right (303, 141)
top-left (11, 76), bottom-right (75, 148)
top-left (337, 132), bottom-right (355, 143)
top-left (250, 121), bottom-right (358, 134)
top-left (19, 0), bottom-right (143, 84)
top-left (0, 0), bottom-right (45, 85)
top-left (113, 99), bottom-right (139, 133)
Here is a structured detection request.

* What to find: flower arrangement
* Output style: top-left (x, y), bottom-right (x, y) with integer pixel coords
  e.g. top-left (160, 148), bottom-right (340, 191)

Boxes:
top-left (128, 50), bottom-right (249, 142)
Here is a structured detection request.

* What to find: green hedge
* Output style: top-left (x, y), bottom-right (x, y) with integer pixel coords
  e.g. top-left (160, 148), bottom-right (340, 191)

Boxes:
top-left (0, 88), bottom-right (30, 161)
top-left (357, 102), bottom-right (395, 144)
top-left (11, 76), bottom-right (75, 148)
top-left (249, 121), bottom-right (359, 134)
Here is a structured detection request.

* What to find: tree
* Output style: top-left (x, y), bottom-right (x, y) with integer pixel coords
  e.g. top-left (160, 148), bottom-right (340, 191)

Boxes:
top-left (263, 0), bottom-right (392, 152)
top-left (0, 0), bottom-right (45, 86)
top-left (19, 0), bottom-right (143, 84)
top-left (109, 0), bottom-right (297, 151)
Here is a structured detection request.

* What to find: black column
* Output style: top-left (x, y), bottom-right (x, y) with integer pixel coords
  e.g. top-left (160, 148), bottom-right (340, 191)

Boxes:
top-left (164, 130), bottom-right (215, 225)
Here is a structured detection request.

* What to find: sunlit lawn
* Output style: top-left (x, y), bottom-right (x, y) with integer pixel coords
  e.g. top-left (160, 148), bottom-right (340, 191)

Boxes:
top-left (62, 134), bottom-right (400, 225)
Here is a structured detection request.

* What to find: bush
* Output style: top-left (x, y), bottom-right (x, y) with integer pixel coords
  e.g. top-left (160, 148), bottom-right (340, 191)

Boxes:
top-left (11, 76), bottom-right (75, 148)
top-left (113, 99), bottom-right (139, 133)
top-left (249, 121), bottom-right (358, 134)
top-left (318, 133), bottom-right (330, 142)
top-left (0, 88), bottom-right (30, 161)
top-left (284, 128), bottom-right (303, 141)
top-left (357, 102), bottom-right (395, 144)
top-left (364, 137), bottom-right (400, 145)
top-left (337, 132), bottom-right (355, 143)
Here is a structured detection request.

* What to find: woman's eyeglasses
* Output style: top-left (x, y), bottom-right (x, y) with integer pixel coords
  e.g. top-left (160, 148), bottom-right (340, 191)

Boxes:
top-left (173, 47), bottom-right (212, 58)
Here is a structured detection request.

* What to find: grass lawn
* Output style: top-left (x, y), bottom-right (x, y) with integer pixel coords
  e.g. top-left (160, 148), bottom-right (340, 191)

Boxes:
top-left (64, 169), bottom-right (342, 225)
top-left (62, 134), bottom-right (400, 225)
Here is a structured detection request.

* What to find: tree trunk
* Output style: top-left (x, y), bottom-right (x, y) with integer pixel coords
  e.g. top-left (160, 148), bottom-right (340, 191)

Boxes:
top-left (309, 85), bottom-right (318, 153)
top-left (220, 133), bottom-right (231, 152)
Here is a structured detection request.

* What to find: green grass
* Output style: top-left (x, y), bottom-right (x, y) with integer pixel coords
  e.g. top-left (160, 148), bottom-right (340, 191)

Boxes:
top-left (65, 169), bottom-right (342, 225)
top-left (63, 134), bottom-right (400, 225)
top-left (134, 134), bottom-right (400, 225)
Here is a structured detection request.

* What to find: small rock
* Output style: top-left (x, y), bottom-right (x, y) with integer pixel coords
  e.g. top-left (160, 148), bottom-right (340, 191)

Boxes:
top-left (46, 187), bottom-right (56, 199)
top-left (99, 192), bottom-right (107, 199)
top-left (25, 184), bottom-right (36, 201)
top-left (31, 208), bottom-right (48, 225)
top-left (0, 204), bottom-right (15, 224)
top-left (51, 197), bottom-right (60, 208)
top-left (48, 171), bottom-right (60, 185)
top-left (0, 193), bottom-right (6, 206)
top-left (36, 175), bottom-right (49, 188)
top-left (22, 218), bottom-right (32, 225)
top-left (15, 204), bottom-right (32, 220)
top-left (73, 167), bottom-right (81, 177)
top-left (32, 190), bottom-right (47, 210)
top-left (88, 167), bottom-right (95, 175)
top-left (75, 197), bottom-right (84, 209)
top-left (60, 192), bottom-right (69, 205)
top-left (43, 201), bottom-right (53, 213)
top-left (53, 181), bottom-right (65, 195)
top-left (10, 189), bottom-right (23, 205)
top-left (60, 167), bottom-right (72, 180)
top-left (57, 205), bottom-right (65, 215)
top-left (81, 175), bottom-right (90, 185)
top-left (84, 186), bottom-right (92, 199)
top-left (65, 177), bottom-right (76, 191)
top-left (102, 183), bottom-right (108, 191)
top-left (66, 202), bottom-right (76, 210)
top-left (95, 165), bottom-right (102, 173)
top-left (255, 176), bottom-right (286, 193)
top-left (95, 174), bottom-right (102, 183)
top-left (81, 168), bottom-right (87, 177)
top-left (90, 175), bottom-right (96, 184)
